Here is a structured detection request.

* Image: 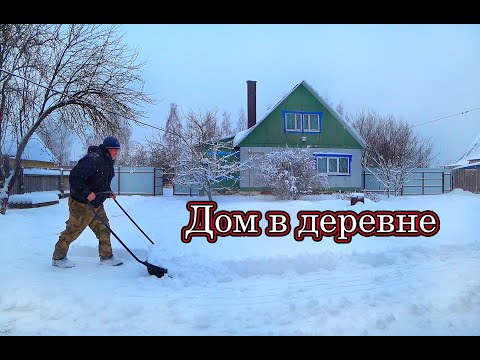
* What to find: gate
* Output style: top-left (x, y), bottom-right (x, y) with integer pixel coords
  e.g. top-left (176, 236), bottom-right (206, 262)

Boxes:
top-left (110, 167), bottom-right (163, 195)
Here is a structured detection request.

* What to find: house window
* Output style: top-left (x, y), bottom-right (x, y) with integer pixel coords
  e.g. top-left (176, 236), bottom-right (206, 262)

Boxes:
top-left (315, 154), bottom-right (351, 175)
top-left (304, 114), bottom-right (319, 132)
top-left (285, 113), bottom-right (302, 131)
top-left (283, 111), bottom-right (322, 133)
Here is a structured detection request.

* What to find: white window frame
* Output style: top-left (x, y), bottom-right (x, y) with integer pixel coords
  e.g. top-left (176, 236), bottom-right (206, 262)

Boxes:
top-left (285, 113), bottom-right (302, 131)
top-left (304, 114), bottom-right (320, 132)
top-left (283, 111), bottom-right (322, 133)
top-left (316, 155), bottom-right (350, 175)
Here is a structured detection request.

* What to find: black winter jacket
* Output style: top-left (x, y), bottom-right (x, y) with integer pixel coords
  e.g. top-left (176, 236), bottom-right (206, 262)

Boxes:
top-left (69, 144), bottom-right (116, 207)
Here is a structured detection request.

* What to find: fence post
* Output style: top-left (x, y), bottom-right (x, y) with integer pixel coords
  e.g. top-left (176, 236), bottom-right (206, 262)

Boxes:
top-left (117, 166), bottom-right (121, 195)
top-left (153, 168), bottom-right (156, 196)
top-left (362, 170), bottom-right (366, 191)
top-left (475, 171), bottom-right (480, 194)
top-left (59, 168), bottom-right (65, 197)
top-left (442, 171), bottom-right (445, 194)
top-left (19, 167), bottom-right (25, 194)
top-left (422, 171), bottom-right (424, 195)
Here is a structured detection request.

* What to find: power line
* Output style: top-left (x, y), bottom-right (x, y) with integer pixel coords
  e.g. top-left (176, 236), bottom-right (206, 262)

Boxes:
top-left (0, 67), bottom-right (167, 134)
top-left (412, 107), bottom-right (480, 127)
top-left (3, 66), bottom-right (479, 133)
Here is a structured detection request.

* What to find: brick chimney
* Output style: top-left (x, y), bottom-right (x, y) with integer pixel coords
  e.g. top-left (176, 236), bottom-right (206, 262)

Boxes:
top-left (247, 80), bottom-right (257, 129)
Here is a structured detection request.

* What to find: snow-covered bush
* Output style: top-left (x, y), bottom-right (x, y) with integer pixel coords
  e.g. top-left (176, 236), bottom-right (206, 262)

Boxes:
top-left (364, 191), bottom-right (381, 202)
top-left (259, 148), bottom-right (329, 200)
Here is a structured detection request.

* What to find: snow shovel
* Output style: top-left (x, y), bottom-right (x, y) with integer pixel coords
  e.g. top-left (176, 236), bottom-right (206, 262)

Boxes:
top-left (87, 201), bottom-right (169, 278)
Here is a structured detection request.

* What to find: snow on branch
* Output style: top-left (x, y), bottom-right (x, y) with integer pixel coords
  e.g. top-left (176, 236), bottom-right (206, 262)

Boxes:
top-left (259, 147), bottom-right (329, 200)
top-left (174, 139), bottom-right (252, 201)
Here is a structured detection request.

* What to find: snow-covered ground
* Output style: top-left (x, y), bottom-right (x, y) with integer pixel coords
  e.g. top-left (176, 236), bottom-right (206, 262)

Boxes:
top-left (1, 188), bottom-right (479, 335)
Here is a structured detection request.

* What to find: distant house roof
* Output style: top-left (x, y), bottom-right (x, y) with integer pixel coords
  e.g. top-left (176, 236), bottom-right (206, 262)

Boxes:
top-left (451, 162), bottom-right (480, 170)
top-left (1, 132), bottom-right (58, 163)
top-left (233, 80), bottom-right (366, 148)
top-left (442, 132), bottom-right (480, 168)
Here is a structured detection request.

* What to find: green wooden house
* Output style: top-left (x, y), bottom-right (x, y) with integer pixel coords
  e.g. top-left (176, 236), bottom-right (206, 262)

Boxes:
top-left (225, 80), bottom-right (366, 193)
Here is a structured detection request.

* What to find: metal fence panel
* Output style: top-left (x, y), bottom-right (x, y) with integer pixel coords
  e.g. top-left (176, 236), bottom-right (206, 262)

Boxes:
top-left (172, 161), bottom-right (202, 195)
top-left (154, 168), bottom-right (164, 195)
top-left (10, 165), bottom-right (454, 197)
top-left (362, 168), bottom-right (452, 195)
top-left (173, 179), bottom-right (202, 196)
top-left (110, 167), bottom-right (162, 195)
top-left (13, 167), bottom-right (163, 196)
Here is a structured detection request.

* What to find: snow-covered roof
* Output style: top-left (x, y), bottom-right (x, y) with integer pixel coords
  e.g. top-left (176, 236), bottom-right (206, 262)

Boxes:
top-left (1, 132), bottom-right (58, 163)
top-left (233, 127), bottom-right (256, 147)
top-left (23, 168), bottom-right (70, 176)
top-left (234, 80), bottom-right (367, 149)
top-left (443, 132), bottom-right (480, 168)
top-left (450, 161), bottom-right (480, 170)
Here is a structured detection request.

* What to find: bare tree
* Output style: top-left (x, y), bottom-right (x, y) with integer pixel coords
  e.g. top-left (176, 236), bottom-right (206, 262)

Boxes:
top-left (119, 134), bottom-right (177, 187)
top-left (0, 24), bottom-right (153, 214)
top-left (160, 102), bottom-right (183, 183)
top-left (0, 24), bottom-right (56, 211)
top-left (1, 25), bottom-right (52, 140)
top-left (174, 139), bottom-right (246, 201)
top-left (113, 120), bottom-right (133, 165)
top-left (235, 107), bottom-right (247, 132)
top-left (143, 135), bottom-right (174, 186)
top-left (173, 109), bottom-right (249, 201)
top-left (163, 103), bottom-right (182, 146)
top-left (120, 140), bottom-right (151, 167)
top-left (219, 110), bottom-right (233, 137)
top-left (80, 116), bottom-right (132, 164)
top-left (147, 137), bottom-right (170, 168)
top-left (350, 107), bottom-right (435, 196)
top-left (36, 115), bottom-right (73, 166)
top-left (183, 108), bottom-right (219, 144)
top-left (335, 101), bottom-right (345, 117)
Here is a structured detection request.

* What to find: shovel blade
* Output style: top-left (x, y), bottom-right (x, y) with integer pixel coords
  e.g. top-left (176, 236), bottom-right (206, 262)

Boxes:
top-left (145, 261), bottom-right (168, 278)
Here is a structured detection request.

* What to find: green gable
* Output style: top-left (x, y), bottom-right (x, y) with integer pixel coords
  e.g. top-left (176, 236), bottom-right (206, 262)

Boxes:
top-left (235, 81), bottom-right (365, 149)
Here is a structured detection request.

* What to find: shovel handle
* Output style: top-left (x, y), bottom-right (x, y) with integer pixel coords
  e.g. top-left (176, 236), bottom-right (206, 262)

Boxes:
top-left (112, 198), bottom-right (155, 245)
top-left (87, 202), bottom-right (144, 264)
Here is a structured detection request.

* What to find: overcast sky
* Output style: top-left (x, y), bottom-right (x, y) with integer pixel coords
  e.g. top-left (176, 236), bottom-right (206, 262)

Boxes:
top-left (93, 24), bottom-right (480, 167)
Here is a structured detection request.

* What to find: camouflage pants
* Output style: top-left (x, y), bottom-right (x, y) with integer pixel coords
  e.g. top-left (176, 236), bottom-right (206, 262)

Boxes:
top-left (52, 197), bottom-right (113, 260)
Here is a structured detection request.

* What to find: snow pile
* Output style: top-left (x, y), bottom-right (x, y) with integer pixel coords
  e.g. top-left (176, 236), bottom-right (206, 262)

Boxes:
top-left (8, 191), bottom-right (60, 205)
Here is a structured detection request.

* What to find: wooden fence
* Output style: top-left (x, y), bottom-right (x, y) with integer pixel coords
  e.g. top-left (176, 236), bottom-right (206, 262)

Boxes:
top-left (452, 167), bottom-right (480, 194)
top-left (11, 168), bottom-right (70, 196)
